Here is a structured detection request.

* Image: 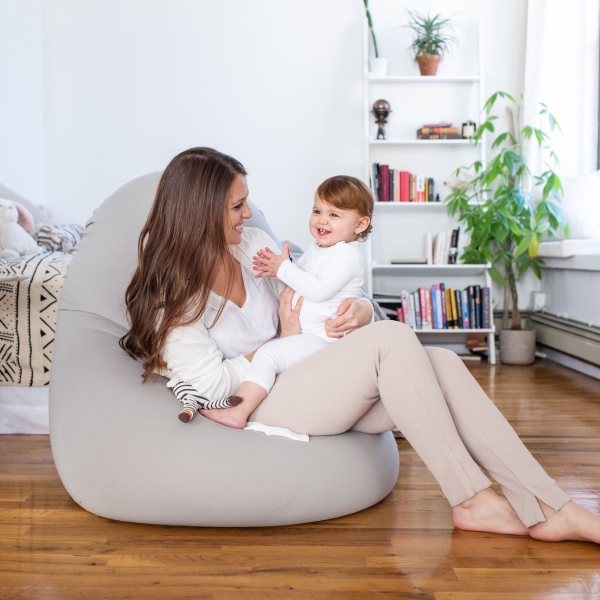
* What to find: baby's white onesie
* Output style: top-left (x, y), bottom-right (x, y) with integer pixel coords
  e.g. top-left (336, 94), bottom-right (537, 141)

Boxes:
top-left (243, 241), bottom-right (364, 392)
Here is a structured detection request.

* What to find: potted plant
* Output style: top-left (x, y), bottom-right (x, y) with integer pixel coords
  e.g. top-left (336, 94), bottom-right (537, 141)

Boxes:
top-left (445, 92), bottom-right (567, 365)
top-left (405, 10), bottom-right (457, 76)
top-left (364, 0), bottom-right (387, 76)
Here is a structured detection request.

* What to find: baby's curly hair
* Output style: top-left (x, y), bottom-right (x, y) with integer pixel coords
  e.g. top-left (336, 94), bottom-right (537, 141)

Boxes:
top-left (315, 176), bottom-right (373, 241)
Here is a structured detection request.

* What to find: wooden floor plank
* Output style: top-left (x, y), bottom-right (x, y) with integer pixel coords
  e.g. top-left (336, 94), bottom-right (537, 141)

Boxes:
top-left (1, 359), bottom-right (600, 598)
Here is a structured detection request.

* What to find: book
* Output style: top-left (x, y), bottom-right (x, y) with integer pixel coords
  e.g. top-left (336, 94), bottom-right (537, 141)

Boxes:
top-left (440, 282), bottom-right (448, 329)
top-left (401, 290), bottom-right (411, 327)
top-left (416, 174), bottom-right (425, 202)
top-left (419, 287), bottom-right (430, 330)
top-left (468, 286), bottom-right (476, 329)
top-left (425, 233), bottom-right (433, 265)
top-left (481, 286), bottom-right (491, 329)
top-left (431, 286), bottom-right (438, 329)
top-left (412, 291), bottom-right (422, 330)
top-left (426, 289), bottom-right (434, 330)
top-left (399, 171), bottom-right (410, 202)
top-left (474, 285), bottom-right (482, 329)
top-left (435, 285), bottom-right (443, 330)
top-left (418, 127), bottom-right (460, 135)
top-left (409, 292), bottom-right (417, 329)
top-left (449, 288), bottom-right (459, 330)
top-left (389, 168), bottom-right (394, 202)
top-left (433, 232), bottom-right (447, 265)
top-left (461, 289), bottom-right (470, 329)
top-left (393, 169), bottom-right (401, 202)
top-left (427, 177), bottom-right (435, 202)
top-left (372, 163), bottom-right (380, 200)
top-left (417, 133), bottom-right (463, 140)
top-left (447, 228), bottom-right (460, 264)
top-left (390, 258), bottom-right (427, 264)
top-left (454, 289), bottom-right (463, 329)
top-left (396, 307), bottom-right (405, 323)
top-left (445, 287), bottom-right (453, 328)
top-left (422, 121), bottom-right (452, 128)
top-left (380, 164), bottom-right (390, 201)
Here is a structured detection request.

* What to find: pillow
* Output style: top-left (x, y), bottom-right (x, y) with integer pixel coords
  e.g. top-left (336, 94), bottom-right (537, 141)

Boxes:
top-left (34, 224), bottom-right (84, 254)
top-left (0, 182), bottom-right (58, 226)
top-left (554, 171), bottom-right (600, 240)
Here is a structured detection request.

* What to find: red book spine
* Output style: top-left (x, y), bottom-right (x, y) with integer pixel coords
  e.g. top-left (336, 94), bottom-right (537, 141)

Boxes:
top-left (379, 165), bottom-right (390, 202)
top-left (399, 171), bottom-right (410, 202)
top-left (396, 307), bottom-right (405, 323)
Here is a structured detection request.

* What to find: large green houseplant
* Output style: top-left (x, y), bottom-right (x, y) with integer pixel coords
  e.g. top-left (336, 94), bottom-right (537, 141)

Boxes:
top-left (446, 91), bottom-right (567, 364)
top-left (405, 10), bottom-right (457, 76)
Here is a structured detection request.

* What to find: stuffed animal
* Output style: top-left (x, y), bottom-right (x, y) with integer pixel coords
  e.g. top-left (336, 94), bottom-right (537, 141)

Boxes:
top-left (0, 199), bottom-right (43, 259)
top-left (167, 377), bottom-right (243, 423)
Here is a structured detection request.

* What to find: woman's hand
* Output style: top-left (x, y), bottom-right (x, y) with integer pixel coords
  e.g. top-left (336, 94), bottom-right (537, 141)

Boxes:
top-left (325, 298), bottom-right (373, 339)
top-left (253, 244), bottom-right (290, 278)
top-left (279, 286), bottom-right (303, 337)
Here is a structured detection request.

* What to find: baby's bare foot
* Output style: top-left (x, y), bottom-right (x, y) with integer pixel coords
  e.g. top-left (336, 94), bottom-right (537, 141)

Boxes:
top-left (200, 403), bottom-right (249, 429)
top-left (529, 500), bottom-right (600, 544)
top-left (452, 487), bottom-right (529, 536)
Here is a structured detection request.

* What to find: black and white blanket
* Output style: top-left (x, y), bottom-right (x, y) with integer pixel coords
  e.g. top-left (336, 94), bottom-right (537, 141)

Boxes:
top-left (0, 252), bottom-right (71, 386)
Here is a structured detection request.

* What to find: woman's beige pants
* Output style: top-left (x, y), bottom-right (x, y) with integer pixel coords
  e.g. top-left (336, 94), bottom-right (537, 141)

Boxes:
top-left (250, 321), bottom-right (570, 527)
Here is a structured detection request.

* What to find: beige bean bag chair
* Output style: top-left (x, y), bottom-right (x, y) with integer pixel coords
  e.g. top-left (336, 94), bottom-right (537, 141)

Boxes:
top-left (49, 173), bottom-right (399, 526)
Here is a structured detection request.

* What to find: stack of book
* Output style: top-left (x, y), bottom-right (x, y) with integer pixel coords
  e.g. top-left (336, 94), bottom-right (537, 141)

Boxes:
top-left (372, 164), bottom-right (437, 202)
top-left (395, 284), bottom-right (491, 331)
top-left (432, 229), bottom-right (460, 265)
top-left (416, 122), bottom-right (462, 140)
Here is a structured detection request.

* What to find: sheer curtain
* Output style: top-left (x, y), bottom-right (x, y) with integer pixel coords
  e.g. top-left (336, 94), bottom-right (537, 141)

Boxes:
top-left (524, 0), bottom-right (599, 178)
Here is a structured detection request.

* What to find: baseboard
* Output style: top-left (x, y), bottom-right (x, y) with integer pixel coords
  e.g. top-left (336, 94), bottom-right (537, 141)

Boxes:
top-left (527, 312), bottom-right (600, 366)
top-left (537, 344), bottom-right (600, 381)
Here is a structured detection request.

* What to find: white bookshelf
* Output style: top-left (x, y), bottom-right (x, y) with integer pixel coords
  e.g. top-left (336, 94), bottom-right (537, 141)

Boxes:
top-left (363, 18), bottom-right (496, 364)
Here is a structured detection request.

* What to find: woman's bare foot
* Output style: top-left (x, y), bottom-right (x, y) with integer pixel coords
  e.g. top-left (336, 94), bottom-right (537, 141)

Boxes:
top-left (200, 403), bottom-right (250, 429)
top-left (452, 487), bottom-right (530, 536)
top-left (529, 500), bottom-right (600, 543)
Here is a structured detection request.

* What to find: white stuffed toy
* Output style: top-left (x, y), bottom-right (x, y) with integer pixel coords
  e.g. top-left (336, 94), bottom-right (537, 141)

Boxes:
top-left (0, 198), bottom-right (43, 259)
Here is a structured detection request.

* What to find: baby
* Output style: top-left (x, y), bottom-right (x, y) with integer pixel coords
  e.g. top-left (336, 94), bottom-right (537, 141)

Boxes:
top-left (178, 175), bottom-right (373, 427)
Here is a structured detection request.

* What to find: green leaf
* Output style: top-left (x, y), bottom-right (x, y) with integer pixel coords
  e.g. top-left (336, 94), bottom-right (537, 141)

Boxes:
top-left (492, 132), bottom-right (508, 149)
top-left (488, 266), bottom-right (506, 287)
top-left (531, 261), bottom-right (542, 279)
top-left (536, 222), bottom-right (550, 234)
top-left (515, 235), bottom-right (531, 257)
top-left (528, 236), bottom-right (539, 258)
top-left (483, 93), bottom-right (498, 114)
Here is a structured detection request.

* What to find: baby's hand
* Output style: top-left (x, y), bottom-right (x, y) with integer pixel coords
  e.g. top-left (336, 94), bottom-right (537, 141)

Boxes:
top-left (253, 244), bottom-right (290, 278)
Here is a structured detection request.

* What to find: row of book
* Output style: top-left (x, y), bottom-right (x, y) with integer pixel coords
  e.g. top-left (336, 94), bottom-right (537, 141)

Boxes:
top-left (416, 126), bottom-right (462, 140)
top-left (395, 285), bottom-right (491, 331)
top-left (372, 164), bottom-right (440, 203)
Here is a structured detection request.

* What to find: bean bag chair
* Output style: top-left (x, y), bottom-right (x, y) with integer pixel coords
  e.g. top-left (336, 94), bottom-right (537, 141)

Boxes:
top-left (49, 173), bottom-right (399, 526)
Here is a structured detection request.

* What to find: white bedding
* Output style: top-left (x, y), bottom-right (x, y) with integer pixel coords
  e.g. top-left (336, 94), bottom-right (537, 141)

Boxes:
top-left (0, 385), bottom-right (49, 434)
top-left (538, 239), bottom-right (600, 258)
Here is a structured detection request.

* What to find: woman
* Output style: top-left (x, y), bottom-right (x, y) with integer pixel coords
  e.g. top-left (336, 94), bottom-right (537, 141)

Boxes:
top-left (121, 147), bottom-right (600, 544)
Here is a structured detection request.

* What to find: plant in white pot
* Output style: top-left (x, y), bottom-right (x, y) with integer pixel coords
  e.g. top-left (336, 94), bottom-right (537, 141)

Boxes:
top-left (405, 10), bottom-right (458, 76)
top-left (364, 0), bottom-right (387, 76)
top-left (445, 92), bottom-right (568, 365)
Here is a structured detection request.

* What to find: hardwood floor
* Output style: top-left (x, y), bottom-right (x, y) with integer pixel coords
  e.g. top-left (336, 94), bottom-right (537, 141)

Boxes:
top-left (1, 360), bottom-right (600, 599)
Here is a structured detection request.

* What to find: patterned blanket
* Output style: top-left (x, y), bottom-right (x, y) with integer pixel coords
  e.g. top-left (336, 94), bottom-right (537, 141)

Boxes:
top-left (0, 252), bottom-right (71, 386)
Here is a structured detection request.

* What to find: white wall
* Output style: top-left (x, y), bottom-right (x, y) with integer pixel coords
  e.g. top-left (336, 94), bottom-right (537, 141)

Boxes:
top-left (42, 0), bottom-right (365, 248)
top-left (0, 0), bottom-right (44, 203)
top-left (1, 0), bottom-right (529, 250)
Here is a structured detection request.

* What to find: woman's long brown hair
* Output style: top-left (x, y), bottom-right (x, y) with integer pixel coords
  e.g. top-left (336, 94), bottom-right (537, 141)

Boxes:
top-left (120, 147), bottom-right (247, 381)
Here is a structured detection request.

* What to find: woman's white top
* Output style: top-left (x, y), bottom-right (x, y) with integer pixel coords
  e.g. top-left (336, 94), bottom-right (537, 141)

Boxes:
top-left (162, 228), bottom-right (283, 399)
top-left (276, 240), bottom-right (364, 342)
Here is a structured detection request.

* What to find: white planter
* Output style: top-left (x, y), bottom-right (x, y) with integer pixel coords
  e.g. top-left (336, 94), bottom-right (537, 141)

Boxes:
top-left (370, 57), bottom-right (388, 77)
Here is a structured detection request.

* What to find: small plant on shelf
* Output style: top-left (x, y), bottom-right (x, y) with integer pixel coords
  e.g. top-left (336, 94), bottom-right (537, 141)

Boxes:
top-left (445, 91), bottom-right (567, 364)
top-left (405, 10), bottom-right (458, 76)
top-left (364, 0), bottom-right (387, 76)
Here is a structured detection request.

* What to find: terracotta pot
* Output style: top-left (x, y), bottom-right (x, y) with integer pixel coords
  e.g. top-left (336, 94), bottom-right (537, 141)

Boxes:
top-left (417, 54), bottom-right (441, 76)
top-left (499, 328), bottom-right (537, 365)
